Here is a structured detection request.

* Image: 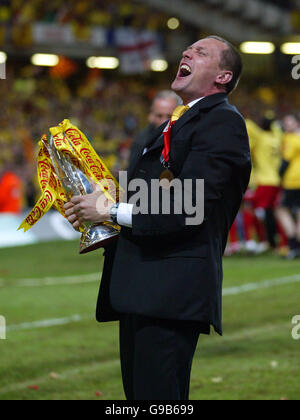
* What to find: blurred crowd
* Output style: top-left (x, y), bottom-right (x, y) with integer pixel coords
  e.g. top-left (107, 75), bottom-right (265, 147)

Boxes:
top-left (1, 0), bottom-right (300, 47)
top-left (0, 0), bottom-right (168, 48)
top-left (0, 0), bottom-right (163, 28)
top-left (262, 0), bottom-right (297, 10)
top-left (1, 59), bottom-right (300, 258)
top-left (0, 0), bottom-right (298, 25)
top-left (0, 62), bottom-right (154, 210)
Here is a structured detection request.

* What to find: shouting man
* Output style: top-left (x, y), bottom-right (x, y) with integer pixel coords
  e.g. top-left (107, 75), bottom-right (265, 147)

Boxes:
top-left (65, 36), bottom-right (251, 400)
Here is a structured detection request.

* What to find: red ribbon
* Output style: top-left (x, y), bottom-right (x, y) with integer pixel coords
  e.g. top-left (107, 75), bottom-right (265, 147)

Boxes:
top-left (162, 121), bottom-right (175, 165)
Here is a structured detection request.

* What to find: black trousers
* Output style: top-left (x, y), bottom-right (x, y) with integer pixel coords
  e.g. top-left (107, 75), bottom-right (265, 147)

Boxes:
top-left (119, 314), bottom-right (204, 400)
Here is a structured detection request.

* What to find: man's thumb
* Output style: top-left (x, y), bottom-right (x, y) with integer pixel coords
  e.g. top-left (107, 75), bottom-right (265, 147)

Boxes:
top-left (90, 179), bottom-right (99, 192)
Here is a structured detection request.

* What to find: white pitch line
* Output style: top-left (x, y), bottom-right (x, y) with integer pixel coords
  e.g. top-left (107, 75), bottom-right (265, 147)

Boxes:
top-left (2, 271), bottom-right (300, 292)
top-left (0, 321), bottom-right (289, 396)
top-left (0, 359), bottom-right (120, 395)
top-left (0, 273), bottom-right (101, 288)
top-left (223, 274), bottom-right (300, 296)
top-left (7, 314), bottom-right (92, 332)
top-left (4, 273), bottom-right (300, 333)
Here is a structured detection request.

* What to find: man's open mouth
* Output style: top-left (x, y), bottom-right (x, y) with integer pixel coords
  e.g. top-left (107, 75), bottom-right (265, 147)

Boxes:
top-left (178, 64), bottom-right (192, 78)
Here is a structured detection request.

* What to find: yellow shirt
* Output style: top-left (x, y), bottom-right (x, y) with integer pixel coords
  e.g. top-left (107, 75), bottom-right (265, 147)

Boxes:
top-left (246, 119), bottom-right (282, 187)
top-left (282, 133), bottom-right (300, 190)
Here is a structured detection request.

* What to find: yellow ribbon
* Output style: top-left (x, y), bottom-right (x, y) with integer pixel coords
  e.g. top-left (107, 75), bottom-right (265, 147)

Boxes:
top-left (18, 136), bottom-right (62, 232)
top-left (170, 105), bottom-right (190, 123)
top-left (19, 120), bottom-right (120, 232)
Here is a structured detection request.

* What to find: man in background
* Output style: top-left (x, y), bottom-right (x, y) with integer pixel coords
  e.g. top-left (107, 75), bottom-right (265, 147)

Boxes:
top-left (0, 159), bottom-right (23, 215)
top-left (277, 114), bottom-right (300, 259)
top-left (246, 113), bottom-right (284, 252)
top-left (129, 90), bottom-right (182, 166)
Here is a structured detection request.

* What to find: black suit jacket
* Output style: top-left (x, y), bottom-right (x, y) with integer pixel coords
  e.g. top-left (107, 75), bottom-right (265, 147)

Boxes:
top-left (129, 124), bottom-right (155, 169)
top-left (96, 93), bottom-right (251, 335)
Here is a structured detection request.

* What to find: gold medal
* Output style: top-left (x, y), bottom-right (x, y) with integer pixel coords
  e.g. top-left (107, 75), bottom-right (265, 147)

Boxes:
top-left (160, 169), bottom-right (174, 182)
top-left (160, 169), bottom-right (174, 189)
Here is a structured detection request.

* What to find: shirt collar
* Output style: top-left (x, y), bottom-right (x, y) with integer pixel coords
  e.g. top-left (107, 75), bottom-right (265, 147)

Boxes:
top-left (187, 97), bottom-right (205, 108)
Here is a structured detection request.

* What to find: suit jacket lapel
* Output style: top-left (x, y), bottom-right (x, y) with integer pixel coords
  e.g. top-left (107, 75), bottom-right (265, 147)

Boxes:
top-left (146, 93), bottom-right (228, 154)
top-left (172, 93), bottom-right (228, 139)
top-left (126, 93), bottom-right (228, 180)
top-left (143, 108), bottom-right (196, 155)
top-left (127, 122), bottom-right (168, 180)
top-left (143, 121), bottom-right (168, 150)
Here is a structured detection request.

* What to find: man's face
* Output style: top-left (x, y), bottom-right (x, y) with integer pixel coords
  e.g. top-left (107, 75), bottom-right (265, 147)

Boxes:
top-left (283, 115), bottom-right (299, 133)
top-left (148, 98), bottom-right (178, 128)
top-left (171, 38), bottom-right (229, 103)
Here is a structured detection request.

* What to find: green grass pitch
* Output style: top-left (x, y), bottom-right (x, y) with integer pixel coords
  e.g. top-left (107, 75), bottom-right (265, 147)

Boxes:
top-left (0, 240), bottom-right (299, 400)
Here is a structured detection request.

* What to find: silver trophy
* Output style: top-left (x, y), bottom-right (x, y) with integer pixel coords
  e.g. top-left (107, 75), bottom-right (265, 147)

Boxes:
top-left (44, 134), bottom-right (120, 254)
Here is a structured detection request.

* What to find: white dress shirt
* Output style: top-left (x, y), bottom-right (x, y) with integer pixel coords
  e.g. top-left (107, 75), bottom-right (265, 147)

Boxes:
top-left (116, 97), bottom-right (204, 228)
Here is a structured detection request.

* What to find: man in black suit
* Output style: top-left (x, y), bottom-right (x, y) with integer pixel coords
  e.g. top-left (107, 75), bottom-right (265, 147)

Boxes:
top-left (129, 90), bottom-right (182, 167)
top-left (65, 35), bottom-right (251, 400)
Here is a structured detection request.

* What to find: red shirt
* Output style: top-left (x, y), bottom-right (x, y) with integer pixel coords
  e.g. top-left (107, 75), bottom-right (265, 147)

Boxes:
top-left (0, 172), bottom-right (23, 214)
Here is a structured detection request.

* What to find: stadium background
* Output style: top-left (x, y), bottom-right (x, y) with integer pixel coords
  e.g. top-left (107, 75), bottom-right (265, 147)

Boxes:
top-left (0, 0), bottom-right (300, 400)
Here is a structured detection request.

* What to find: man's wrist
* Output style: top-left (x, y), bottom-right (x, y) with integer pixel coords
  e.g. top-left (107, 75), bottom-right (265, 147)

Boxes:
top-left (116, 203), bottom-right (133, 228)
top-left (109, 202), bottom-right (120, 224)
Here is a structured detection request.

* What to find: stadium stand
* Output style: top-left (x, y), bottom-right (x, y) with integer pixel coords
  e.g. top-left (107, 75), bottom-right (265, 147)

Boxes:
top-left (1, 0), bottom-right (300, 257)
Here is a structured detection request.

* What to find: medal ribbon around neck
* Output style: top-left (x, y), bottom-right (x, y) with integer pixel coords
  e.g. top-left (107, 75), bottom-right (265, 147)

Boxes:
top-left (161, 105), bottom-right (189, 167)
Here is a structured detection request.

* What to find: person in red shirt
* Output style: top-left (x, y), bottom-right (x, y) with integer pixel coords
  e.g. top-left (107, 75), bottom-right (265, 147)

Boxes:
top-left (0, 166), bottom-right (23, 215)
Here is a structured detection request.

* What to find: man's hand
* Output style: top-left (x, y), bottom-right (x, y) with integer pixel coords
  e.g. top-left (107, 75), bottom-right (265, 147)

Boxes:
top-left (64, 182), bottom-right (114, 231)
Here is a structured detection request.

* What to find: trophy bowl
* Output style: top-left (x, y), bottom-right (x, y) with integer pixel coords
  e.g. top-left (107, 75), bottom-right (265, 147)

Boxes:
top-left (19, 120), bottom-right (121, 254)
top-left (47, 134), bottom-right (120, 254)
top-left (79, 223), bottom-right (120, 254)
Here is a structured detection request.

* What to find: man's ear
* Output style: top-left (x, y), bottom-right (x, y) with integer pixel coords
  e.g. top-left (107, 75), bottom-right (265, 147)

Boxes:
top-left (216, 70), bottom-right (233, 87)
